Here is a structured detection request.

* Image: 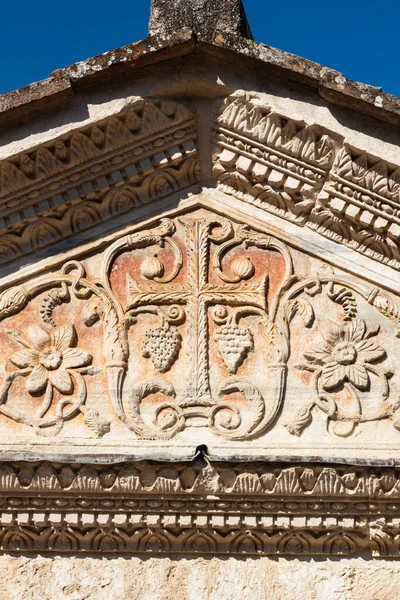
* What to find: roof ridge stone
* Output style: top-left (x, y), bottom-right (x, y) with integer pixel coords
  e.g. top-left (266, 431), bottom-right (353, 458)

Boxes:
top-left (148, 0), bottom-right (253, 39)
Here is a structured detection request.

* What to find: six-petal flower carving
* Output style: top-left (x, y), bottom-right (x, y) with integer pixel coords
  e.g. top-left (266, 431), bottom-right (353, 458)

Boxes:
top-left (303, 319), bottom-right (386, 391)
top-left (10, 325), bottom-right (92, 395)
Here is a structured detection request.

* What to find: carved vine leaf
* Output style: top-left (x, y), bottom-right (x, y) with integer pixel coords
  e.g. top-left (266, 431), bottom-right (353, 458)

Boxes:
top-left (142, 324), bottom-right (182, 373)
top-left (128, 378), bottom-right (184, 439)
top-left (371, 292), bottom-right (400, 337)
top-left (215, 378), bottom-right (265, 439)
top-left (285, 404), bottom-right (313, 437)
top-left (214, 324), bottom-right (254, 374)
top-left (264, 319), bottom-right (290, 364)
top-left (82, 408), bottom-right (111, 438)
top-left (289, 298), bottom-right (315, 328)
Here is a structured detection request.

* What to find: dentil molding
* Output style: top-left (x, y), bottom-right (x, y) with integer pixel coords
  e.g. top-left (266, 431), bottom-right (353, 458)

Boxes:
top-left (0, 98), bottom-right (199, 266)
top-left (214, 91), bottom-right (400, 271)
top-left (0, 459), bottom-right (398, 557)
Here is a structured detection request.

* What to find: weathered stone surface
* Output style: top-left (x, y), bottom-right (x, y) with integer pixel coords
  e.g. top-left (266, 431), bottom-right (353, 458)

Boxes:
top-left (149, 0), bottom-right (253, 39)
top-left (0, 86), bottom-right (399, 463)
top-left (1, 460), bottom-right (400, 558)
top-left (1, 555), bottom-right (400, 600)
top-left (199, 32), bottom-right (400, 127)
top-left (1, 200), bottom-right (400, 461)
top-left (0, 72), bottom-right (73, 124)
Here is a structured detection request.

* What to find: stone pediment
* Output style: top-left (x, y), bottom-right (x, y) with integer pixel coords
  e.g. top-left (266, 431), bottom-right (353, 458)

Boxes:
top-left (1, 0), bottom-right (400, 566)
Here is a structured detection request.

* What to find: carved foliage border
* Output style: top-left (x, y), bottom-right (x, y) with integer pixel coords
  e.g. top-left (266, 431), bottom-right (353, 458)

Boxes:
top-left (0, 460), bottom-right (400, 557)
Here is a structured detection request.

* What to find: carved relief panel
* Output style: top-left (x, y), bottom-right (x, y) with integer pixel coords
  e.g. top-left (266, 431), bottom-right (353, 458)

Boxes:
top-left (0, 204), bottom-right (400, 460)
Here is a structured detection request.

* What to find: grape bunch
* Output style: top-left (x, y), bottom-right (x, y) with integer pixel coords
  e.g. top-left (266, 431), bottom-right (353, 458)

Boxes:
top-left (214, 324), bottom-right (253, 374)
top-left (142, 326), bottom-right (182, 373)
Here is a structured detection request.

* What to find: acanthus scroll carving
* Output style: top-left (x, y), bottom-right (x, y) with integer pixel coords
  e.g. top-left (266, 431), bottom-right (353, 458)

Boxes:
top-left (0, 208), bottom-right (399, 441)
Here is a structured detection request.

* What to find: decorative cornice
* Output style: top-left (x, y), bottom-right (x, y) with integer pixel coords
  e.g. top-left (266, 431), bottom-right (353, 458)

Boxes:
top-left (2, 91), bottom-right (398, 277)
top-left (2, 33), bottom-right (400, 130)
top-left (214, 91), bottom-right (400, 271)
top-left (0, 99), bottom-right (199, 265)
top-left (0, 460), bottom-right (399, 556)
top-left (310, 147), bottom-right (400, 267)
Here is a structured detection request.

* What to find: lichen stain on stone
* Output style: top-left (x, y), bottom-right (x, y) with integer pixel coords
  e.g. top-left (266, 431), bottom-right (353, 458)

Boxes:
top-left (215, 34), bottom-right (226, 43)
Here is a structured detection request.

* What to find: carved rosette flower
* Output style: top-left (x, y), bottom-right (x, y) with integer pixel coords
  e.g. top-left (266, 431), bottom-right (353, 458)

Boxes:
top-left (10, 325), bottom-right (92, 395)
top-left (303, 319), bottom-right (386, 391)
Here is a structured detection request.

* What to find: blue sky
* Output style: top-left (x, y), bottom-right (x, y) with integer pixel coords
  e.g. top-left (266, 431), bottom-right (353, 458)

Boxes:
top-left (0, 0), bottom-right (399, 96)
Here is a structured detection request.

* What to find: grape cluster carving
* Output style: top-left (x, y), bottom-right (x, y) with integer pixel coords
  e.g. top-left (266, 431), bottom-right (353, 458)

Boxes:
top-left (142, 325), bottom-right (182, 373)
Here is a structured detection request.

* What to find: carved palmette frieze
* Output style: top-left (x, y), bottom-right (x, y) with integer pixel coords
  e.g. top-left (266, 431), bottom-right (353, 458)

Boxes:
top-left (0, 99), bottom-right (199, 265)
top-left (0, 206), bottom-right (400, 450)
top-left (0, 517), bottom-right (369, 556)
top-left (2, 90), bottom-right (399, 277)
top-left (213, 91), bottom-right (400, 271)
top-left (0, 460), bottom-right (398, 556)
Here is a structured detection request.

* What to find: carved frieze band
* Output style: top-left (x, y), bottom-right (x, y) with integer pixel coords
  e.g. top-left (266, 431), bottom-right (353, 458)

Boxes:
top-left (213, 91), bottom-right (400, 271)
top-left (3, 91), bottom-right (398, 273)
top-left (0, 460), bottom-right (399, 557)
top-left (0, 100), bottom-right (199, 265)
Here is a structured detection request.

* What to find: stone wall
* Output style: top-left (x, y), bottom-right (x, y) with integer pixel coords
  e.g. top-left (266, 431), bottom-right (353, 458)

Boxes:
top-left (2, 555), bottom-right (399, 600)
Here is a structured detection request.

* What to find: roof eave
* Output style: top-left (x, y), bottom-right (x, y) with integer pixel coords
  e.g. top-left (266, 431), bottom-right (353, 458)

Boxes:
top-left (1, 30), bottom-right (400, 128)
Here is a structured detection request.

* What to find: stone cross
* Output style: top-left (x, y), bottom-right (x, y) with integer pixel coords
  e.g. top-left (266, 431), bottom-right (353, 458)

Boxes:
top-left (127, 216), bottom-right (267, 410)
top-left (148, 0), bottom-right (253, 39)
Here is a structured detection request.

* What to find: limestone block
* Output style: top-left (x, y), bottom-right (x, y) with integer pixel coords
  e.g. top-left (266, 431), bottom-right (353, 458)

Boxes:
top-left (1, 556), bottom-right (400, 600)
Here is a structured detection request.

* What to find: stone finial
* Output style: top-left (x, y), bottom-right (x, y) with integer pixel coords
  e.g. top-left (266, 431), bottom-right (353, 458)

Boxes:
top-left (149, 0), bottom-right (253, 39)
